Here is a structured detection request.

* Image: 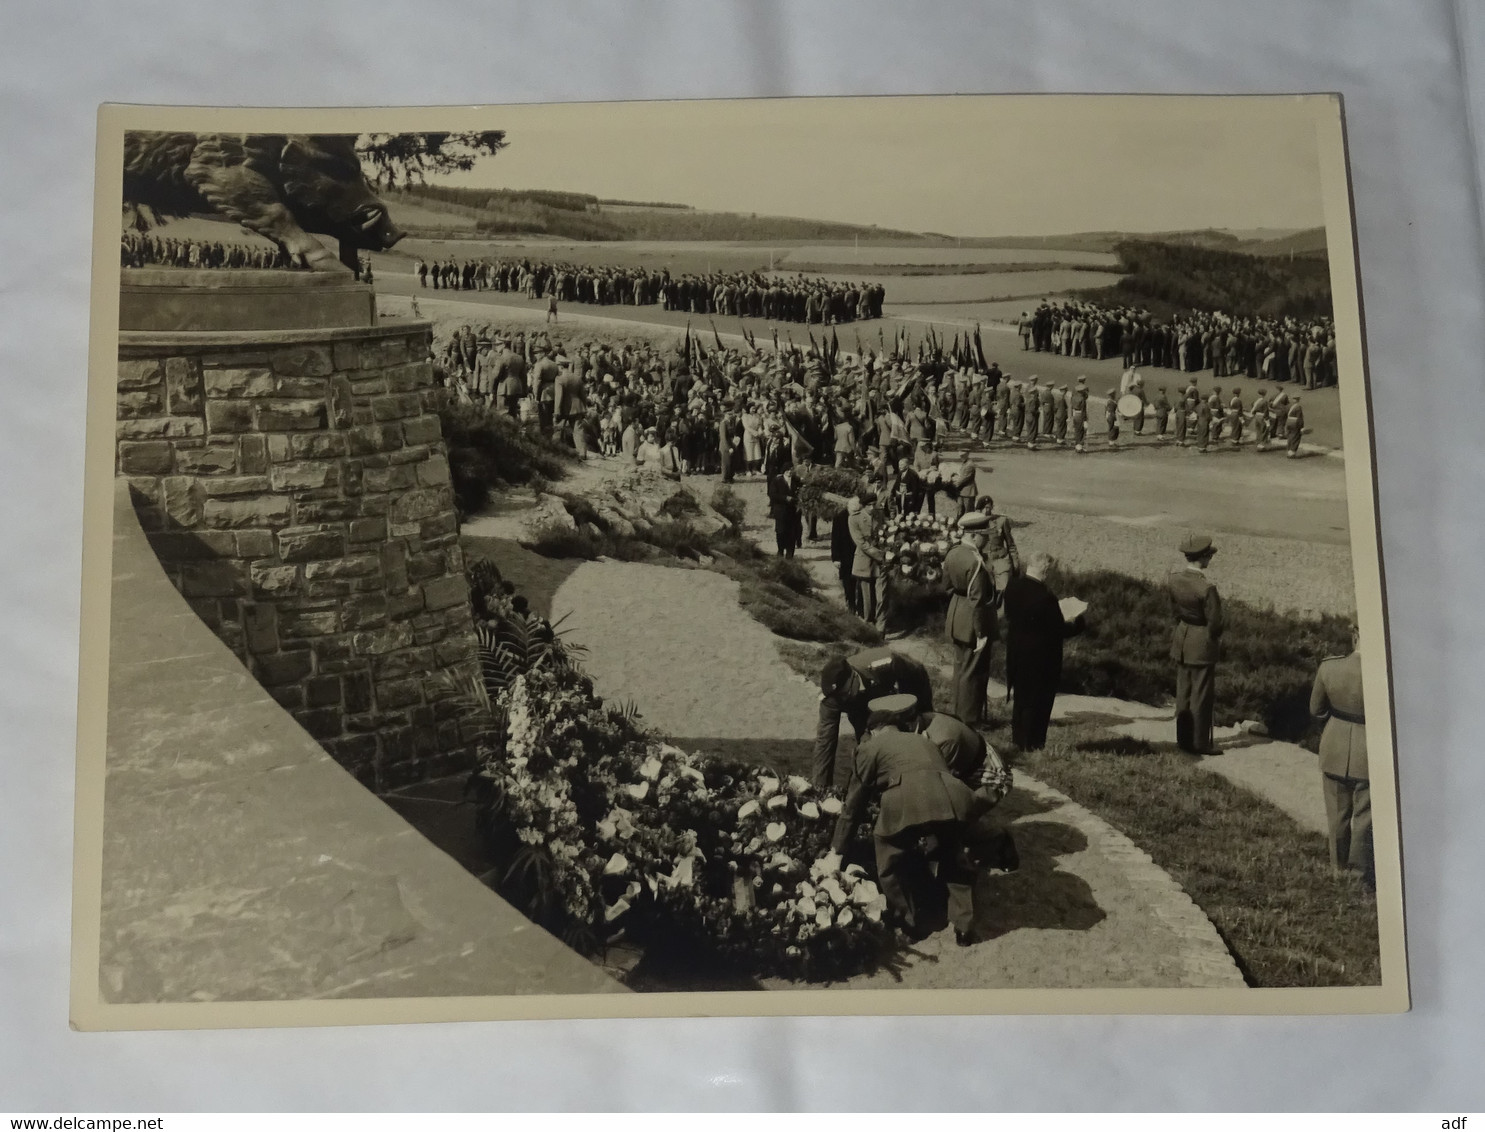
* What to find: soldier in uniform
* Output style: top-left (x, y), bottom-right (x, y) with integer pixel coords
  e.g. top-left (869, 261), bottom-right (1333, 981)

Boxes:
top-left (1173, 389), bottom-right (1190, 447)
top-left (1252, 387), bottom-right (1272, 450)
top-left (813, 649), bottom-right (934, 789)
top-left (1104, 387), bottom-right (1120, 447)
top-left (1226, 389), bottom-right (1245, 446)
top-left (1310, 626), bottom-right (1372, 888)
top-left (1194, 392), bottom-right (1213, 453)
top-left (976, 495), bottom-right (1021, 593)
top-left (941, 512), bottom-right (998, 728)
top-left (1153, 387), bottom-right (1171, 437)
top-left (1052, 384), bottom-right (1069, 446)
top-left (1071, 376), bottom-right (1089, 453)
top-left (1285, 395), bottom-right (1306, 459)
top-left (1021, 377), bottom-right (1041, 446)
top-left (1007, 381), bottom-right (1024, 441)
top-left (830, 694), bottom-right (984, 944)
top-left (1168, 533), bottom-right (1223, 755)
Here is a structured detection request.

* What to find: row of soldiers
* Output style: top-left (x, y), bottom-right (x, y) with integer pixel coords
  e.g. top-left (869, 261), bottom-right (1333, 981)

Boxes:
top-left (416, 255), bottom-right (886, 324)
top-left (946, 373), bottom-right (1310, 457)
top-left (1018, 300), bottom-right (1339, 388)
top-left (120, 232), bottom-right (297, 270)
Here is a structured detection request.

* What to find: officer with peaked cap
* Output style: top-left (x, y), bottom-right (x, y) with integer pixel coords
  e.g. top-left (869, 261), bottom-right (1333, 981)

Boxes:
top-left (942, 511), bottom-right (998, 727)
top-left (813, 647), bottom-right (934, 790)
top-left (1168, 533), bottom-right (1224, 754)
top-left (830, 693), bottom-right (985, 944)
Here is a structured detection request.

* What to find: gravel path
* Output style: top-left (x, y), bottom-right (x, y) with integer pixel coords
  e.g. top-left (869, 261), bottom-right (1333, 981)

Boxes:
top-left (539, 554), bottom-right (1244, 990)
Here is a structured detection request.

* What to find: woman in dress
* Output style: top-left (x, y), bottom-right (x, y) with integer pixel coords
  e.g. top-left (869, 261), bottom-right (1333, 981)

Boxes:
top-left (741, 401), bottom-right (764, 477)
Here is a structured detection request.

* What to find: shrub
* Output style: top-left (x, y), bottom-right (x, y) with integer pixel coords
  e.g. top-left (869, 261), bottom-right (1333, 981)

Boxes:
top-left (709, 485), bottom-right (747, 529)
top-left (438, 401), bottom-right (571, 514)
top-left (527, 519), bottom-right (605, 561)
top-left (657, 490), bottom-right (701, 521)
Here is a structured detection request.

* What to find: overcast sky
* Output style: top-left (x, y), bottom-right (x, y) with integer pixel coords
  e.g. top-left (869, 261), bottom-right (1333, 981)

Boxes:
top-left (437, 95), bottom-right (1331, 238)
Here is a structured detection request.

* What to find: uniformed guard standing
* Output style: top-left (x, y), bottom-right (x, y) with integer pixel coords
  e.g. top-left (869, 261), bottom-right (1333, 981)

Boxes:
top-left (1168, 533), bottom-right (1223, 755)
top-left (1153, 387), bottom-right (1171, 437)
top-left (1173, 392), bottom-right (1190, 447)
top-left (1285, 395), bottom-right (1306, 459)
top-left (1052, 384), bottom-right (1069, 446)
top-left (830, 694), bottom-right (985, 944)
top-left (1195, 393), bottom-right (1213, 453)
top-left (941, 512), bottom-right (998, 728)
top-left (1070, 376), bottom-right (1089, 453)
top-left (813, 647), bottom-right (934, 789)
top-left (1310, 627), bottom-right (1372, 888)
top-left (1252, 388), bottom-right (1272, 450)
top-left (1104, 387), bottom-right (1120, 447)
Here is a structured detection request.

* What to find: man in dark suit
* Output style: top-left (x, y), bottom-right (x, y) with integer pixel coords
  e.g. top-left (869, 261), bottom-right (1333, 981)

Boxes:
top-left (941, 512), bottom-right (998, 728)
top-left (767, 467), bottom-right (801, 558)
top-left (830, 497), bottom-right (861, 615)
top-left (812, 648), bottom-right (933, 789)
top-left (830, 694), bottom-right (984, 944)
top-left (1168, 533), bottom-right (1224, 755)
top-left (1311, 627), bottom-right (1372, 888)
top-left (1004, 553), bottom-right (1085, 750)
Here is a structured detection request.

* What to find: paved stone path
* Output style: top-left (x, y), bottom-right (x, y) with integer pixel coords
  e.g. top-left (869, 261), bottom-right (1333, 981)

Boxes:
top-left (536, 552), bottom-right (1245, 990)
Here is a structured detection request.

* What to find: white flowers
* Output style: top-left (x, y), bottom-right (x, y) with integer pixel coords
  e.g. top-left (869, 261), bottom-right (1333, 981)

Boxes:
top-left (622, 781), bottom-right (650, 801)
top-left (757, 776), bottom-right (781, 798)
top-left (737, 799), bottom-right (761, 820)
top-left (639, 755), bottom-right (663, 781)
top-left (765, 822), bottom-right (787, 842)
top-left (799, 801), bottom-right (820, 820)
top-left (766, 793), bottom-right (789, 811)
top-left (603, 852), bottom-right (629, 876)
top-left (820, 797), bottom-right (842, 815)
top-left (787, 775), bottom-right (812, 795)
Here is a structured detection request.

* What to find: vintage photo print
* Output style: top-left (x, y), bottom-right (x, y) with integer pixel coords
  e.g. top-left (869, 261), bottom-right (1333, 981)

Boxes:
top-left (72, 95), bottom-right (1407, 1029)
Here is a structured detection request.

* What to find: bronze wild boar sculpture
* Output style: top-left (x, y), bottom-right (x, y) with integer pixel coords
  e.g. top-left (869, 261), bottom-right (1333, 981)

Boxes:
top-left (122, 132), bottom-right (405, 272)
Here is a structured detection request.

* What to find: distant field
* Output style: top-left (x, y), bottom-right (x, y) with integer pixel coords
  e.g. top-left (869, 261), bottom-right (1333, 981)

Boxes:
top-left (777, 244), bottom-right (1119, 267)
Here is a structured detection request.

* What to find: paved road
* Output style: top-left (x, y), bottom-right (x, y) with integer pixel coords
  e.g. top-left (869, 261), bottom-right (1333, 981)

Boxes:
top-left (951, 436), bottom-right (1350, 546)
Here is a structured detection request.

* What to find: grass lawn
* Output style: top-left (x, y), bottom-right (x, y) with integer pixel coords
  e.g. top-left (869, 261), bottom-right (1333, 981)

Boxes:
top-left (1015, 729), bottom-right (1380, 987)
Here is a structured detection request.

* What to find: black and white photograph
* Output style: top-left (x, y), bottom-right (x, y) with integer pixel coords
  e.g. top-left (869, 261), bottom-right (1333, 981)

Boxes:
top-left (72, 95), bottom-right (1405, 1028)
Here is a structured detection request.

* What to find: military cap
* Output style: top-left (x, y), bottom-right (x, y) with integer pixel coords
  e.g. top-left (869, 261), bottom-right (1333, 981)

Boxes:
top-left (958, 511), bottom-right (990, 531)
top-left (1076, 375), bottom-right (1088, 386)
top-left (866, 692), bottom-right (919, 716)
top-left (1179, 533), bottom-right (1215, 556)
top-left (820, 656), bottom-right (852, 698)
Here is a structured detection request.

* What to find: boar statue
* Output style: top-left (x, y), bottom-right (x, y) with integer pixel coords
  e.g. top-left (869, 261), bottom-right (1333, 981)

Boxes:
top-left (123, 132), bottom-right (405, 272)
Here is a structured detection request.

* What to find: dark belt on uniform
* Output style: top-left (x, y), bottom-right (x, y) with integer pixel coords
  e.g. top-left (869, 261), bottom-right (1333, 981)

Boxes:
top-left (1176, 615), bottom-right (1206, 626)
top-left (1328, 706), bottom-right (1365, 725)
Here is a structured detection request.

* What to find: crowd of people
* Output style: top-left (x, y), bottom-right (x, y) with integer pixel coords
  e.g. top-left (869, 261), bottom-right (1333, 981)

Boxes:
top-left (432, 314), bottom-right (1369, 938)
top-left (416, 256), bottom-right (886, 323)
top-left (1016, 299), bottom-right (1339, 389)
top-left (119, 232), bottom-right (300, 270)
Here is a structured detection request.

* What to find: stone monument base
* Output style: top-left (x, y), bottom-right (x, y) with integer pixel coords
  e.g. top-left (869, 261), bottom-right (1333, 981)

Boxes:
top-left (119, 268), bottom-right (377, 333)
top-left (115, 271), bottom-right (482, 791)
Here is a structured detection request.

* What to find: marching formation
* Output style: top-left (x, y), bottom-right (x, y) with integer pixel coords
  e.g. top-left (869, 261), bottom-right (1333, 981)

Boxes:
top-left (416, 256), bottom-right (886, 323)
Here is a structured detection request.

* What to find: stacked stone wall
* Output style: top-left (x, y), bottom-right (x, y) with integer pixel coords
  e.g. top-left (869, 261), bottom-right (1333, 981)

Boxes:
top-left (116, 323), bottom-right (482, 791)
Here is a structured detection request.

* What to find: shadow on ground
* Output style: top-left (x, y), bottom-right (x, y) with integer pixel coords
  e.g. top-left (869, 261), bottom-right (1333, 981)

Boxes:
top-left (461, 533), bottom-right (585, 619)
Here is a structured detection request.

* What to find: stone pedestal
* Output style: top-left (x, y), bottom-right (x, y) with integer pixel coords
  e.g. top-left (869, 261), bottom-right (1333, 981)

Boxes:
top-left (115, 269), bottom-right (482, 791)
